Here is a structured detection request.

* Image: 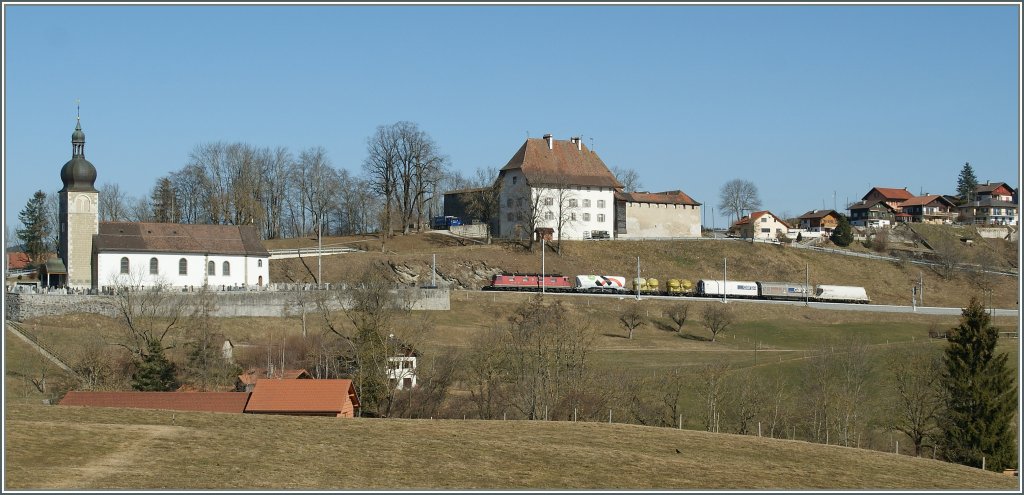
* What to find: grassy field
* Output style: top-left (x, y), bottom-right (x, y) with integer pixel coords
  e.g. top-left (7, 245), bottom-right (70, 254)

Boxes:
top-left (3, 402), bottom-right (1019, 490)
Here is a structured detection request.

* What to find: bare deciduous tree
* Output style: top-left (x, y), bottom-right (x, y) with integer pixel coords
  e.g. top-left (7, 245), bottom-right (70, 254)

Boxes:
top-left (98, 183), bottom-right (132, 222)
top-left (694, 362), bottom-right (731, 432)
top-left (700, 304), bottom-right (734, 342)
top-left (886, 345), bottom-right (944, 456)
top-left (619, 303), bottom-right (645, 340)
top-left (664, 303), bottom-right (690, 333)
top-left (718, 179), bottom-right (763, 223)
top-left (611, 166), bottom-right (642, 193)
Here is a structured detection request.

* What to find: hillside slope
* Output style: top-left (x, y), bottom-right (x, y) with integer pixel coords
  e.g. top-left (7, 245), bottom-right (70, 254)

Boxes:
top-left (266, 232), bottom-right (1019, 309)
top-left (4, 402), bottom-right (1018, 490)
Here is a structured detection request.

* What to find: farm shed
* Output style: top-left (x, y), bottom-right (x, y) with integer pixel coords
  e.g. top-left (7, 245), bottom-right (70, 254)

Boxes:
top-left (244, 379), bottom-right (360, 418)
top-left (235, 368), bottom-right (313, 392)
top-left (59, 391), bottom-right (251, 414)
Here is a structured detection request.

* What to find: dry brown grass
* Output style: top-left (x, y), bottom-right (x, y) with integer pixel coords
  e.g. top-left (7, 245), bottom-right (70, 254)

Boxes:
top-left (4, 402), bottom-right (1019, 490)
top-left (265, 232), bottom-right (1018, 309)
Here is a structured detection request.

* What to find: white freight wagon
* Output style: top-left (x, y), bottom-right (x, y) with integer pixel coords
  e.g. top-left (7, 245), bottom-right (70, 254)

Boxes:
top-left (814, 285), bottom-right (870, 304)
top-left (697, 279), bottom-right (759, 298)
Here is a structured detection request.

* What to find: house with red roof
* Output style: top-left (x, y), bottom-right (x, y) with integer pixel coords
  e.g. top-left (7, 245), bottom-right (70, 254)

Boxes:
top-left (730, 211), bottom-right (791, 240)
top-left (973, 181), bottom-right (1016, 203)
top-left (59, 391), bottom-right (251, 414)
top-left (244, 379), bottom-right (360, 418)
top-left (900, 195), bottom-right (957, 224)
top-left (494, 134), bottom-right (701, 240)
top-left (862, 187), bottom-right (914, 211)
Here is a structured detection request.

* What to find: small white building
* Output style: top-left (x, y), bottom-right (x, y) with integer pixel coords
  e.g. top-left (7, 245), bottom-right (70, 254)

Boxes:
top-left (386, 335), bottom-right (419, 390)
top-left (730, 210), bottom-right (792, 240)
top-left (94, 222), bottom-right (270, 291)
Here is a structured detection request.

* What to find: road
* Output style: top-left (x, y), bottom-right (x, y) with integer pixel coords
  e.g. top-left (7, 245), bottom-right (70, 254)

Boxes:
top-left (475, 289), bottom-right (1019, 317)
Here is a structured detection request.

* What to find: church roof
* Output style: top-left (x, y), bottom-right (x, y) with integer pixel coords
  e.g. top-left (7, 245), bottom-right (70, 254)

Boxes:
top-left (59, 119), bottom-right (97, 193)
top-left (94, 223), bottom-right (269, 257)
top-left (499, 137), bottom-right (622, 189)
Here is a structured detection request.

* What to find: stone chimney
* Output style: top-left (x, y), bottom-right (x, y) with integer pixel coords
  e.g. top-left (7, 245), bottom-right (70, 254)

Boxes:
top-left (543, 134), bottom-right (553, 150)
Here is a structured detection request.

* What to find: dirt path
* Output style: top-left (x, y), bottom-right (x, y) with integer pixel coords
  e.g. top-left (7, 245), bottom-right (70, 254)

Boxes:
top-left (21, 422), bottom-right (183, 489)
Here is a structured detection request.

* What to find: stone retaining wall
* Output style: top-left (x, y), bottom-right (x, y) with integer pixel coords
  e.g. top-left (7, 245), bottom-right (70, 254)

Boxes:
top-left (4, 288), bottom-right (449, 322)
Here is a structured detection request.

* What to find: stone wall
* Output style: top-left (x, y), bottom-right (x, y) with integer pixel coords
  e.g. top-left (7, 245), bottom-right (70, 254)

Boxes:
top-left (5, 288), bottom-right (449, 322)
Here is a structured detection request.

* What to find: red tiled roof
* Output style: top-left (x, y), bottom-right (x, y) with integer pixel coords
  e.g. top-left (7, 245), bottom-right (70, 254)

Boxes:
top-left (94, 222), bottom-right (269, 256)
top-left (731, 210), bottom-right (792, 229)
top-left (975, 182), bottom-right (1015, 195)
top-left (59, 391), bottom-right (251, 413)
top-left (237, 368), bottom-right (312, 386)
top-left (863, 187), bottom-right (913, 201)
top-left (7, 252), bottom-right (32, 270)
top-left (900, 195), bottom-right (955, 207)
top-left (614, 190), bottom-right (701, 206)
top-left (244, 379), bottom-right (359, 413)
top-left (500, 138), bottom-right (622, 189)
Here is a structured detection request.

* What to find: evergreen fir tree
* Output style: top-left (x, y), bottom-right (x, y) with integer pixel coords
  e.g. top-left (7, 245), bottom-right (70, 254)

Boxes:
top-left (940, 296), bottom-right (1017, 470)
top-left (956, 162), bottom-right (979, 203)
top-left (16, 190), bottom-right (52, 266)
top-left (132, 340), bottom-right (180, 391)
top-left (150, 177), bottom-right (179, 223)
top-left (829, 214), bottom-right (854, 247)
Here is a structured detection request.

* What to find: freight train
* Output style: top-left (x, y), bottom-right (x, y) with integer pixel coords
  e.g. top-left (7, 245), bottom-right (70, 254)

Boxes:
top-left (484, 273), bottom-right (870, 304)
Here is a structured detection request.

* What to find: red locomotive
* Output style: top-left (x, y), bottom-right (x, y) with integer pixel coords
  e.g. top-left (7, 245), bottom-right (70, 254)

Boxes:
top-left (487, 274), bottom-right (574, 292)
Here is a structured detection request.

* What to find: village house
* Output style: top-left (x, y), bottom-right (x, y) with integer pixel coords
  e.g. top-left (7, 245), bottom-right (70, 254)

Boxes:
top-left (973, 181), bottom-right (1016, 203)
top-left (796, 209), bottom-right (841, 234)
top-left (386, 335), bottom-right (419, 390)
top-left (730, 210), bottom-right (791, 240)
top-left (959, 199), bottom-right (1019, 226)
top-left (847, 200), bottom-right (898, 228)
top-left (900, 195), bottom-right (957, 224)
top-left (861, 187), bottom-right (914, 211)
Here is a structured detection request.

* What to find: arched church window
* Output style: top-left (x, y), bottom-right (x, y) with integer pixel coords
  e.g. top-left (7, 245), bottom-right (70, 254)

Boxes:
top-left (258, 259), bottom-right (263, 267)
top-left (120, 257), bottom-right (130, 274)
top-left (208, 261), bottom-right (216, 276)
top-left (149, 258), bottom-right (158, 275)
top-left (223, 261), bottom-right (231, 276)
top-left (179, 258), bottom-right (188, 275)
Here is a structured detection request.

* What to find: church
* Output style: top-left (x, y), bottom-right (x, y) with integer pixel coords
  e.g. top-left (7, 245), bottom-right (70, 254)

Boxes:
top-left (48, 116), bottom-right (270, 291)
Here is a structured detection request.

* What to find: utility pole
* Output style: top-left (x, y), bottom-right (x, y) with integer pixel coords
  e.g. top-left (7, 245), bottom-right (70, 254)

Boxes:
top-left (317, 218), bottom-right (322, 289)
top-left (805, 263), bottom-right (809, 306)
top-left (636, 256), bottom-right (641, 301)
top-left (432, 254), bottom-right (436, 287)
top-left (541, 237), bottom-right (545, 294)
top-left (919, 272), bottom-right (924, 306)
top-left (723, 257), bottom-right (728, 303)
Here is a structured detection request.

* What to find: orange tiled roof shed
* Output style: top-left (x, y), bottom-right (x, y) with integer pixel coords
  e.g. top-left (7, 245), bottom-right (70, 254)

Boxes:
top-left (59, 391), bottom-right (251, 413)
top-left (244, 379), bottom-right (360, 418)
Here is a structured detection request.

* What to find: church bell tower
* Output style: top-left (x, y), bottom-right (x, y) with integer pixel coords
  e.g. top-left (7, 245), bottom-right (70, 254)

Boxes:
top-left (58, 109), bottom-right (99, 289)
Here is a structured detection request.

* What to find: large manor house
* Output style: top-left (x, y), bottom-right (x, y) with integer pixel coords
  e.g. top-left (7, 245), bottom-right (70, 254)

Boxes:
top-left (45, 117), bottom-right (270, 291)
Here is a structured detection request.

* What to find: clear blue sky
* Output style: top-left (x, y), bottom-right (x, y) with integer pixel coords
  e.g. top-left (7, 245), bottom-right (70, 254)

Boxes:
top-left (3, 3), bottom-right (1020, 234)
